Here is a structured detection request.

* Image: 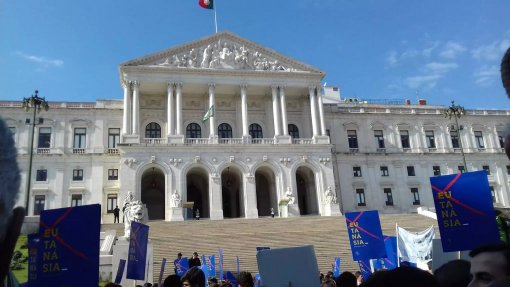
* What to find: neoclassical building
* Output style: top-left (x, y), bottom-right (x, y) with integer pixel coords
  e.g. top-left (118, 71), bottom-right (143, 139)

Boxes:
top-left (2, 32), bottom-right (510, 222)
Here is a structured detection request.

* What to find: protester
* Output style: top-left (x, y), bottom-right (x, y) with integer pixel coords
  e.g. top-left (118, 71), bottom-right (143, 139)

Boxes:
top-left (335, 271), bottom-right (357, 287)
top-left (467, 243), bottom-right (510, 287)
top-left (188, 252), bottom-right (201, 268)
top-left (434, 259), bottom-right (471, 287)
top-left (0, 117), bottom-right (25, 287)
top-left (164, 274), bottom-right (182, 287)
top-left (237, 271), bottom-right (254, 287)
top-left (361, 266), bottom-right (440, 287)
top-left (181, 267), bottom-right (206, 287)
top-left (355, 271), bottom-right (363, 286)
top-left (174, 252), bottom-right (183, 274)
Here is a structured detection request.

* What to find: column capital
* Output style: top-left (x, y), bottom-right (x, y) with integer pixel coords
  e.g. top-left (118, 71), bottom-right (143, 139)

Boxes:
top-left (271, 85), bottom-right (279, 91)
top-left (208, 83), bottom-right (216, 88)
top-left (308, 86), bottom-right (316, 93)
top-left (175, 82), bottom-right (183, 88)
top-left (240, 83), bottom-right (248, 90)
top-left (167, 82), bottom-right (176, 88)
top-left (122, 79), bottom-right (131, 89)
top-left (132, 81), bottom-right (140, 88)
top-left (278, 85), bottom-right (287, 90)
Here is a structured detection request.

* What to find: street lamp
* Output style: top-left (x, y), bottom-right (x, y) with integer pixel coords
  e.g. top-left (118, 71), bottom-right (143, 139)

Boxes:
top-left (444, 100), bottom-right (467, 172)
top-left (22, 90), bottom-right (49, 215)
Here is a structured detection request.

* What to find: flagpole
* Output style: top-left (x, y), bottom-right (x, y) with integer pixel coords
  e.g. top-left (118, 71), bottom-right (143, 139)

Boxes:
top-left (214, 3), bottom-right (218, 33)
top-left (396, 223), bottom-right (400, 267)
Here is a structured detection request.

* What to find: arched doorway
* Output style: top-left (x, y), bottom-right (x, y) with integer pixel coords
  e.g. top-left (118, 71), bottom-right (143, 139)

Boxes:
top-left (295, 166), bottom-right (319, 215)
top-left (141, 167), bottom-right (165, 220)
top-left (186, 167), bottom-right (209, 219)
top-left (255, 167), bottom-right (277, 216)
top-left (221, 167), bottom-right (244, 218)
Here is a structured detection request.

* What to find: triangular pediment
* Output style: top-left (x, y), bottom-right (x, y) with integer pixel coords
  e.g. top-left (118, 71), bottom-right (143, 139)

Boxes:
top-left (121, 31), bottom-right (323, 74)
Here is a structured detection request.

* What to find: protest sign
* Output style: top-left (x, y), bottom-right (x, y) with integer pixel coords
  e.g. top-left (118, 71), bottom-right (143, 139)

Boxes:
top-left (358, 259), bottom-right (372, 281)
top-left (345, 210), bottom-right (386, 260)
top-left (332, 257), bottom-right (341, 278)
top-left (176, 257), bottom-right (189, 277)
top-left (430, 171), bottom-right (500, 251)
top-left (126, 221), bottom-right (149, 280)
top-left (208, 255), bottom-right (216, 277)
top-left (115, 259), bottom-right (126, 284)
top-left (158, 258), bottom-right (166, 286)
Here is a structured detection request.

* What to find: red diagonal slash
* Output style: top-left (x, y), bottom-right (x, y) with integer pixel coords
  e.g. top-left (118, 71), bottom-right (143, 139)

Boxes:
top-left (346, 211), bottom-right (380, 240)
top-left (40, 208), bottom-right (88, 260)
top-left (431, 173), bottom-right (486, 216)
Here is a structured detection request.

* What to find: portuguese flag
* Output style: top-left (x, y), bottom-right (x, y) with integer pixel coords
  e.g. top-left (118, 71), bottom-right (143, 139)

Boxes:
top-left (199, 0), bottom-right (214, 9)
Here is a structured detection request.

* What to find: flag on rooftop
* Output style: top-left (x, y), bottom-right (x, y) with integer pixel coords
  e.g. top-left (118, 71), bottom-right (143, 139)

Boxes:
top-left (203, 105), bottom-right (215, 122)
top-left (199, 0), bottom-right (214, 9)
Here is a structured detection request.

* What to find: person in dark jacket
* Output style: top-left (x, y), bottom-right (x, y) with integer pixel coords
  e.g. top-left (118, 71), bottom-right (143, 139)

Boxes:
top-left (188, 252), bottom-right (201, 268)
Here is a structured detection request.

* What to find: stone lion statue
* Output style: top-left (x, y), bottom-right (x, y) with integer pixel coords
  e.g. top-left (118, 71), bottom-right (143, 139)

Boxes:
top-left (123, 200), bottom-right (147, 238)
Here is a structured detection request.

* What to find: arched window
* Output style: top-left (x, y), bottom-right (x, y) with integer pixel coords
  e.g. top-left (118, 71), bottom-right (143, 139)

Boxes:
top-left (145, 122), bottom-right (161, 138)
top-left (249, 123), bottom-right (263, 139)
top-left (186, 123), bottom-right (202, 138)
top-left (218, 123), bottom-right (233, 139)
top-left (288, 124), bottom-right (300, 138)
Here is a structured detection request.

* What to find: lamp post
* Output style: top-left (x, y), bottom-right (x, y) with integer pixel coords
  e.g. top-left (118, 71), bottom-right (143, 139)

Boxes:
top-left (22, 90), bottom-right (49, 215)
top-left (444, 101), bottom-right (467, 171)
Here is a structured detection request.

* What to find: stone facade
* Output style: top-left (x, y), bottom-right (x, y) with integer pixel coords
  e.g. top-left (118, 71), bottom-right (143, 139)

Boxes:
top-left (2, 32), bottom-right (509, 222)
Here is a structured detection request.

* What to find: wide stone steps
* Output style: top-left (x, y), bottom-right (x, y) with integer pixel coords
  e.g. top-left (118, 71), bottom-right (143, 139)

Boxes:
top-left (102, 214), bottom-right (437, 283)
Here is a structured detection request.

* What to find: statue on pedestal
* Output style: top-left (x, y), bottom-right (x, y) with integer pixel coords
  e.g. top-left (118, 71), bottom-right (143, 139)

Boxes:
top-left (122, 191), bottom-right (147, 238)
top-left (324, 186), bottom-right (337, 204)
top-left (285, 187), bottom-right (295, 204)
top-left (170, 190), bottom-right (182, 208)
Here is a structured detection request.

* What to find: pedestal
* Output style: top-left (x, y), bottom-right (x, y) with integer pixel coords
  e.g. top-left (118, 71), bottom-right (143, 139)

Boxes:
top-left (322, 203), bottom-right (342, 216)
top-left (166, 207), bottom-right (184, 221)
top-left (275, 135), bottom-right (292, 144)
top-left (112, 238), bottom-right (154, 285)
top-left (209, 208), bottom-right (224, 220)
top-left (208, 135), bottom-right (218, 144)
top-left (280, 205), bottom-right (289, 218)
top-left (313, 135), bottom-right (330, 144)
top-left (123, 134), bottom-right (140, 144)
top-left (168, 135), bottom-right (184, 144)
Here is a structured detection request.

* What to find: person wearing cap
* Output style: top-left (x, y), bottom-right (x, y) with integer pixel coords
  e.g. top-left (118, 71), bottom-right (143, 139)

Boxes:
top-left (188, 252), bottom-right (202, 268)
top-left (174, 252), bottom-right (183, 274)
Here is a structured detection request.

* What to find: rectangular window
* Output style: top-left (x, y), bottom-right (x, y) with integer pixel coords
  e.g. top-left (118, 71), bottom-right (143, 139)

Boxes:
top-left (498, 131), bottom-right (505, 148)
top-left (407, 166), bottom-right (416, 176)
top-left (73, 128), bottom-right (86, 149)
top-left (107, 194), bottom-right (118, 213)
top-left (108, 169), bottom-right (119, 180)
top-left (356, 189), bottom-right (366, 206)
top-left (384, 188), bottom-right (393, 206)
top-left (490, 186), bottom-right (496, 203)
top-left (374, 130), bottom-right (385, 149)
top-left (72, 169), bottom-right (83, 181)
top-left (36, 169), bottom-right (47, 181)
top-left (353, 166), bottom-right (362, 177)
top-left (458, 165), bottom-right (466, 173)
top-left (34, 195), bottom-right (45, 216)
top-left (38, 127), bottom-right (51, 148)
top-left (433, 165), bottom-right (441, 176)
top-left (108, 128), bottom-right (120, 148)
top-left (71, 194), bottom-right (82, 207)
top-left (411, 188), bottom-right (420, 205)
top-left (482, 165), bottom-right (491, 175)
top-left (400, 130), bottom-right (410, 149)
top-left (380, 166), bottom-right (389, 177)
top-left (347, 130), bottom-right (359, 149)
top-left (475, 131), bottom-right (485, 149)
top-left (450, 130), bottom-right (460, 149)
top-left (426, 130), bottom-right (436, 148)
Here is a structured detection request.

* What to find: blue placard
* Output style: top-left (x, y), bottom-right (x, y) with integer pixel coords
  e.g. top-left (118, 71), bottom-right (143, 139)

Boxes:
top-left (208, 255), bottom-right (216, 277)
top-left (345, 210), bottom-right (386, 260)
top-left (115, 259), bottom-right (126, 284)
top-left (332, 257), bottom-right (341, 278)
top-left (27, 233), bottom-right (39, 285)
top-left (158, 258), bottom-right (167, 286)
top-left (176, 257), bottom-right (189, 277)
top-left (126, 221), bottom-right (149, 280)
top-left (256, 247), bottom-right (270, 252)
top-left (382, 236), bottom-right (398, 270)
top-left (219, 248), bottom-right (224, 280)
top-left (358, 259), bottom-right (372, 281)
top-left (36, 204), bottom-right (101, 287)
top-left (430, 171), bottom-right (500, 252)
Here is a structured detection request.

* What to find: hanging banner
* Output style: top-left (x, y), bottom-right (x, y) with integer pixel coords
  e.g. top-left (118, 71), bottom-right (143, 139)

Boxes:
top-left (345, 210), bottom-right (386, 260)
top-left (36, 204), bottom-right (101, 287)
top-left (430, 171), bottom-right (500, 251)
top-left (126, 221), bottom-right (149, 280)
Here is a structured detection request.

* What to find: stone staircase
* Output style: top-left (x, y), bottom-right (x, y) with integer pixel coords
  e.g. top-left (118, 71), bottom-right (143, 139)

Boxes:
top-left (102, 214), bottom-right (437, 283)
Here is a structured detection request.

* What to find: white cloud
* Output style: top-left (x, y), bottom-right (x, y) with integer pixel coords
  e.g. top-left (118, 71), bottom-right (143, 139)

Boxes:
top-left (424, 62), bottom-right (458, 74)
top-left (472, 39), bottom-right (510, 61)
top-left (15, 51), bottom-right (64, 68)
top-left (473, 65), bottom-right (499, 86)
top-left (386, 51), bottom-right (398, 66)
top-left (439, 42), bottom-right (467, 59)
top-left (422, 42), bottom-right (440, 58)
top-left (405, 74), bottom-right (442, 89)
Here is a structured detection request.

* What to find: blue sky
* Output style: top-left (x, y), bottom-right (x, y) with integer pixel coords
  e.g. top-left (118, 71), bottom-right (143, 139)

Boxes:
top-left (1, 0), bottom-right (509, 109)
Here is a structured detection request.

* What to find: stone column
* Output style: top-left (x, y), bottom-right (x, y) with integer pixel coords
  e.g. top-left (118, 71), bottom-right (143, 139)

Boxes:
top-left (122, 80), bottom-right (132, 135)
top-left (132, 81), bottom-right (140, 135)
top-left (241, 84), bottom-right (249, 137)
top-left (272, 85), bottom-right (281, 136)
top-left (175, 83), bottom-right (182, 135)
top-left (309, 87), bottom-right (319, 137)
top-left (317, 86), bottom-right (327, 136)
top-left (208, 83), bottom-right (216, 138)
top-left (167, 83), bottom-right (175, 136)
top-left (279, 86), bottom-right (288, 135)
top-left (244, 175), bottom-right (259, 218)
